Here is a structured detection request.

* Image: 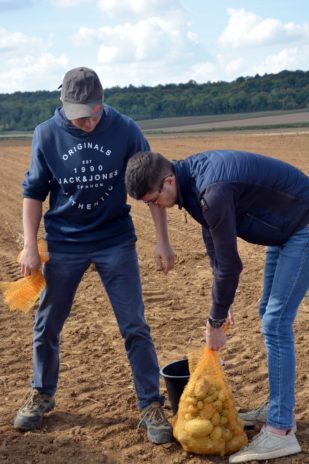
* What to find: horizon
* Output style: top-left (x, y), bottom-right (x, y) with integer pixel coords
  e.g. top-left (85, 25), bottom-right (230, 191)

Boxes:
top-left (0, 68), bottom-right (308, 96)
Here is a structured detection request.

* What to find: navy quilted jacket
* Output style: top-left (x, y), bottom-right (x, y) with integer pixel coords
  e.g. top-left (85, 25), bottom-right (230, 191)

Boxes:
top-left (173, 150), bottom-right (309, 319)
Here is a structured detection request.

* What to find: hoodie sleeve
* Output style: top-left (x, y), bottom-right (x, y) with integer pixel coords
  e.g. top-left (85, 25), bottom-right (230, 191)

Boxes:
top-left (22, 126), bottom-right (53, 201)
top-left (126, 119), bottom-right (150, 158)
top-left (201, 183), bottom-right (243, 319)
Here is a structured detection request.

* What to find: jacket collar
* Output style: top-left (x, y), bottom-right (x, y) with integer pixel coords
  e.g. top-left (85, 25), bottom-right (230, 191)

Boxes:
top-left (173, 160), bottom-right (191, 210)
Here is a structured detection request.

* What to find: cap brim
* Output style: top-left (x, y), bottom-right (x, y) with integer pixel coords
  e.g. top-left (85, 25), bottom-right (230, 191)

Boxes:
top-left (62, 99), bottom-right (103, 120)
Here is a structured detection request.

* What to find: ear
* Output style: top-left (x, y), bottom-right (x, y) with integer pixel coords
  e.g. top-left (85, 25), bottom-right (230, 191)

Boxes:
top-left (165, 175), bottom-right (175, 185)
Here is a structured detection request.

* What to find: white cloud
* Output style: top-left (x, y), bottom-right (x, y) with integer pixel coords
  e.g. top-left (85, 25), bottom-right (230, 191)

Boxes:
top-left (189, 54), bottom-right (246, 84)
top-left (73, 15), bottom-right (201, 64)
top-left (219, 8), bottom-right (309, 48)
top-left (0, 27), bottom-right (47, 53)
top-left (190, 61), bottom-right (216, 81)
top-left (96, 0), bottom-right (182, 19)
top-left (223, 57), bottom-right (245, 76)
top-left (68, 1), bottom-right (206, 87)
top-left (0, 27), bottom-right (69, 92)
top-left (95, 58), bottom-right (195, 88)
top-left (0, 53), bottom-right (69, 92)
top-left (1, 2), bottom-right (308, 92)
top-left (257, 45), bottom-right (309, 74)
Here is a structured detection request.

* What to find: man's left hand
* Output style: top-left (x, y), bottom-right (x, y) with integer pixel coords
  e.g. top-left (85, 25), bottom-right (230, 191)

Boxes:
top-left (205, 323), bottom-right (227, 350)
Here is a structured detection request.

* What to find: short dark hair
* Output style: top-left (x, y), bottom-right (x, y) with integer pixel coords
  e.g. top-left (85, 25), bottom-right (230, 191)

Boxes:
top-left (125, 151), bottom-right (174, 199)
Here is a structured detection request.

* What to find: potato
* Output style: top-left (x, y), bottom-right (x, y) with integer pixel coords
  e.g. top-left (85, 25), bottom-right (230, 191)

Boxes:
top-left (185, 418), bottom-right (214, 437)
top-left (199, 403), bottom-right (216, 419)
top-left (197, 400), bottom-right (204, 410)
top-left (213, 399), bottom-right (223, 412)
top-left (188, 404), bottom-right (199, 415)
top-left (226, 435), bottom-right (248, 453)
top-left (211, 412), bottom-right (221, 426)
top-left (210, 425), bottom-right (223, 441)
top-left (221, 427), bottom-right (233, 441)
top-left (204, 394), bottom-right (214, 404)
top-left (194, 377), bottom-right (210, 398)
top-left (218, 389), bottom-right (226, 402)
top-left (185, 396), bottom-right (197, 406)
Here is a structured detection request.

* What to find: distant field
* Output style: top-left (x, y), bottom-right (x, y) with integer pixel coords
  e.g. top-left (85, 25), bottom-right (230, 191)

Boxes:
top-left (1, 109), bottom-right (308, 138)
top-left (139, 109), bottom-right (309, 133)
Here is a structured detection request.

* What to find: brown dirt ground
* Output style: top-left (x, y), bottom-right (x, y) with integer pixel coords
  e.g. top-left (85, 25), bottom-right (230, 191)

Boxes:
top-left (0, 131), bottom-right (308, 464)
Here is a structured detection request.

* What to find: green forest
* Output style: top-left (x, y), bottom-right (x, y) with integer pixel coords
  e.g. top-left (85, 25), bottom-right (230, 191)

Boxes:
top-left (0, 69), bottom-right (308, 132)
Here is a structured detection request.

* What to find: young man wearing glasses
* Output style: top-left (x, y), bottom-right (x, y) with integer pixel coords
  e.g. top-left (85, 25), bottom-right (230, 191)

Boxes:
top-left (125, 149), bottom-right (309, 463)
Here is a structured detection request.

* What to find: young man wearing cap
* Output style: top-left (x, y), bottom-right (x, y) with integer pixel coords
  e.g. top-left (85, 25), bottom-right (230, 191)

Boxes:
top-left (125, 150), bottom-right (309, 462)
top-left (14, 67), bottom-right (175, 444)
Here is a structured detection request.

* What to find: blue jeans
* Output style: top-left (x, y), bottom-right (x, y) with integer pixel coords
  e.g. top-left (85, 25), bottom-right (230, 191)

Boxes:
top-left (259, 225), bottom-right (309, 429)
top-left (32, 239), bottom-right (164, 409)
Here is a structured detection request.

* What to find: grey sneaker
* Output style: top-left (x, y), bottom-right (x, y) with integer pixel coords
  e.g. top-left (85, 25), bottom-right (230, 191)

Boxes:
top-left (229, 426), bottom-right (301, 463)
top-left (239, 402), bottom-right (297, 431)
top-left (138, 402), bottom-right (173, 444)
top-left (14, 389), bottom-right (55, 430)
top-left (239, 402), bottom-right (268, 427)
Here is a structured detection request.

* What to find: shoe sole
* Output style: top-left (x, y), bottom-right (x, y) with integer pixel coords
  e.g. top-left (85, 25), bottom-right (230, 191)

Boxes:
top-left (147, 429), bottom-right (174, 445)
top-left (14, 413), bottom-right (44, 430)
top-left (229, 444), bottom-right (301, 463)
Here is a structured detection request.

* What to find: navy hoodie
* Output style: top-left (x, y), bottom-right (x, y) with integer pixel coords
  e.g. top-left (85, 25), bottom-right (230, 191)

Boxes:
top-left (174, 150), bottom-right (309, 319)
top-left (23, 105), bottom-right (149, 252)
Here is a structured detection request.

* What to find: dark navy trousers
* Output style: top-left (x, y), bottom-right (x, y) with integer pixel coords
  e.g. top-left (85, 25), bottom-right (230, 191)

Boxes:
top-left (32, 239), bottom-right (164, 409)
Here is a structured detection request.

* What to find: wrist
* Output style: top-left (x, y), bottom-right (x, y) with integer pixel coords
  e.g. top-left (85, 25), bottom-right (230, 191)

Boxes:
top-left (207, 316), bottom-right (226, 328)
top-left (24, 241), bottom-right (38, 249)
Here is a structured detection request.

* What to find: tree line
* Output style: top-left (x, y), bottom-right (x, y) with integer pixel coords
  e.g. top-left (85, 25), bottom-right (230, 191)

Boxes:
top-left (0, 70), bottom-right (308, 132)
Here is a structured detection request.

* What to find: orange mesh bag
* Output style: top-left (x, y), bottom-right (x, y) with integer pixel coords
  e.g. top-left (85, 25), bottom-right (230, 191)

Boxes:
top-left (0, 238), bottom-right (49, 313)
top-left (172, 344), bottom-right (248, 456)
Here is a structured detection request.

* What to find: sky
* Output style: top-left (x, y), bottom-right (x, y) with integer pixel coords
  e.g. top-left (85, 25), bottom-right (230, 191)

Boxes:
top-left (0, 0), bottom-right (308, 93)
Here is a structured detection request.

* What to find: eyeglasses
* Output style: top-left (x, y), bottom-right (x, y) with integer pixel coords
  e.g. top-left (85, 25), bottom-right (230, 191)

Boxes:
top-left (143, 174), bottom-right (172, 206)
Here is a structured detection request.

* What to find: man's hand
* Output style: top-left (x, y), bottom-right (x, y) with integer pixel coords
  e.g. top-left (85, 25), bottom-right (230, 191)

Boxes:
top-left (227, 305), bottom-right (235, 326)
top-left (205, 306), bottom-right (234, 350)
top-left (19, 245), bottom-right (41, 276)
top-left (154, 241), bottom-right (176, 274)
top-left (205, 324), bottom-right (227, 350)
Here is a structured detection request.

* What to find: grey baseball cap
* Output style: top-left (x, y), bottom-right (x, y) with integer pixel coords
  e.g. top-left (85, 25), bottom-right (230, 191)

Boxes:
top-left (59, 67), bottom-right (104, 120)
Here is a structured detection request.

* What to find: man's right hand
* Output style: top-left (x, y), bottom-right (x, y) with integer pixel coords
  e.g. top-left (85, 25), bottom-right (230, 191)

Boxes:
top-left (19, 245), bottom-right (41, 276)
top-left (154, 241), bottom-right (176, 274)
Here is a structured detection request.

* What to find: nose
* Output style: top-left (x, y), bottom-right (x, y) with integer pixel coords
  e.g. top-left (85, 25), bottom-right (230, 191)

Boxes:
top-left (84, 118), bottom-right (97, 130)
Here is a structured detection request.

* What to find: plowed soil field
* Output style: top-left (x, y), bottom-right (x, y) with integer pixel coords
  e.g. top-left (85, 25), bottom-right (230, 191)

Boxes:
top-left (0, 131), bottom-right (308, 464)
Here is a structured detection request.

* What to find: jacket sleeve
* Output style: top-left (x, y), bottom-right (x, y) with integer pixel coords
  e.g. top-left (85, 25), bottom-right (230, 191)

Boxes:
top-left (22, 126), bottom-right (52, 201)
top-left (201, 183), bottom-right (243, 319)
top-left (202, 225), bottom-right (216, 268)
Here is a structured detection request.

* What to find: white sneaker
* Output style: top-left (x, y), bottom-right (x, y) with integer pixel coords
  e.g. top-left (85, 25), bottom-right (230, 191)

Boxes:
top-left (229, 426), bottom-right (301, 463)
top-left (239, 402), bottom-right (268, 426)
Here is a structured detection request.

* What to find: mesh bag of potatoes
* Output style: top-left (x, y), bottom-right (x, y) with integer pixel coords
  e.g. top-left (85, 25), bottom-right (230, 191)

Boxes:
top-left (172, 345), bottom-right (248, 456)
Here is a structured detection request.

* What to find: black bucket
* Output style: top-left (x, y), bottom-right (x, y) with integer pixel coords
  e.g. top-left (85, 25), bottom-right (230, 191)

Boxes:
top-left (160, 358), bottom-right (190, 414)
